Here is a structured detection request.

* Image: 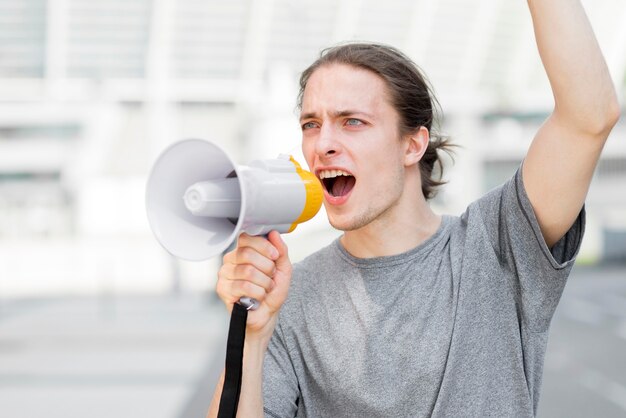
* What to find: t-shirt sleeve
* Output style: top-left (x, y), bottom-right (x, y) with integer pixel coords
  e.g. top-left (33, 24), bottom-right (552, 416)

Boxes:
top-left (475, 163), bottom-right (585, 332)
top-left (262, 319), bottom-right (300, 418)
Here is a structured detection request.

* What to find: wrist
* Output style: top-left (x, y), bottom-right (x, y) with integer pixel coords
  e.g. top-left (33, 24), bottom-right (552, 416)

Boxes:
top-left (245, 315), bottom-right (278, 350)
top-left (243, 336), bottom-right (269, 368)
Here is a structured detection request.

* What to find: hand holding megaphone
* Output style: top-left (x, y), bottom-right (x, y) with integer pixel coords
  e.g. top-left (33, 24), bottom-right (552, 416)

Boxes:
top-left (217, 230), bottom-right (293, 333)
top-left (146, 139), bottom-right (323, 309)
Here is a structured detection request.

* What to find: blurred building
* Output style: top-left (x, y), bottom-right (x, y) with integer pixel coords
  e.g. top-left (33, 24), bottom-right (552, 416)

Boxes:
top-left (0, 0), bottom-right (625, 297)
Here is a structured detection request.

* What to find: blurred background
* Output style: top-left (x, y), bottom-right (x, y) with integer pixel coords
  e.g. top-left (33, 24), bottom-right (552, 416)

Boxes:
top-left (0, 0), bottom-right (624, 417)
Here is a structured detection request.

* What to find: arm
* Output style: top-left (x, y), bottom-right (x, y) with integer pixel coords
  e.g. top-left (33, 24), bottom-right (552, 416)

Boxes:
top-left (207, 338), bottom-right (269, 418)
top-left (523, 0), bottom-right (620, 247)
top-left (206, 231), bottom-right (293, 418)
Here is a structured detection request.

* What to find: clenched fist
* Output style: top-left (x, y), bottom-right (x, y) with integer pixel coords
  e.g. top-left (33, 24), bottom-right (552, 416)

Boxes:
top-left (216, 231), bottom-right (292, 341)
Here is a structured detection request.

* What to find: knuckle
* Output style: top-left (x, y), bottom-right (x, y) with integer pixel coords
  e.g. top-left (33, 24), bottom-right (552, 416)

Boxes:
top-left (238, 247), bottom-right (254, 263)
top-left (233, 264), bottom-right (251, 279)
top-left (237, 233), bottom-right (251, 246)
top-left (243, 282), bottom-right (265, 300)
top-left (240, 281), bottom-right (254, 296)
top-left (222, 252), bottom-right (231, 264)
top-left (262, 265), bottom-right (272, 278)
top-left (265, 243), bottom-right (276, 256)
top-left (215, 283), bottom-right (229, 305)
top-left (234, 247), bottom-right (250, 264)
top-left (218, 265), bottom-right (234, 282)
top-left (243, 264), bottom-right (257, 277)
top-left (260, 276), bottom-right (272, 291)
top-left (215, 278), bottom-right (228, 297)
top-left (215, 282), bottom-right (222, 296)
top-left (217, 266), bottom-right (227, 280)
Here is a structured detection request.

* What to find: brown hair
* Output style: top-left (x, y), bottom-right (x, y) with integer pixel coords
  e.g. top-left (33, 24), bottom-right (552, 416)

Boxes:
top-left (298, 42), bottom-right (454, 200)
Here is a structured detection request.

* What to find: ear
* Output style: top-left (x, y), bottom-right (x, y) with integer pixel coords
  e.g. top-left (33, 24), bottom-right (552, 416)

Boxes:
top-left (404, 126), bottom-right (429, 167)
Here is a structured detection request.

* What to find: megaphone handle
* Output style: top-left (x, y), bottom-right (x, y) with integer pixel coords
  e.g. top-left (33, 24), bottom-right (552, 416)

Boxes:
top-left (238, 297), bottom-right (260, 310)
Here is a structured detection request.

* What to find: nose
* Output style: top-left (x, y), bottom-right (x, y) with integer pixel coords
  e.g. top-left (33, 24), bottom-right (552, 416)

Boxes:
top-left (315, 123), bottom-right (339, 158)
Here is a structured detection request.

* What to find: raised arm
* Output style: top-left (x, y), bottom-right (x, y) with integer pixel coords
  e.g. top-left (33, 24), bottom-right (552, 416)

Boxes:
top-left (523, 0), bottom-right (620, 247)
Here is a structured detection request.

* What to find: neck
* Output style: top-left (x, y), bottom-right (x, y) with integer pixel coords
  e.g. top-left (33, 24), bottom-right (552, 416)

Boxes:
top-left (340, 196), bottom-right (441, 259)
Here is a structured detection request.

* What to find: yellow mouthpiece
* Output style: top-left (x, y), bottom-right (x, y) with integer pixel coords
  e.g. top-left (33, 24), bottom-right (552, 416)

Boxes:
top-left (288, 157), bottom-right (323, 232)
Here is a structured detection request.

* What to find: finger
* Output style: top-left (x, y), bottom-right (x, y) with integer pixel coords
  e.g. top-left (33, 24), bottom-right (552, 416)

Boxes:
top-left (216, 262), bottom-right (273, 299)
top-left (216, 264), bottom-right (237, 298)
top-left (267, 231), bottom-right (291, 272)
top-left (222, 248), bottom-right (236, 264)
top-left (263, 232), bottom-right (292, 314)
top-left (228, 280), bottom-right (268, 303)
top-left (215, 273), bottom-right (267, 305)
top-left (237, 233), bottom-right (279, 261)
top-left (234, 246), bottom-right (276, 278)
top-left (231, 264), bottom-right (273, 292)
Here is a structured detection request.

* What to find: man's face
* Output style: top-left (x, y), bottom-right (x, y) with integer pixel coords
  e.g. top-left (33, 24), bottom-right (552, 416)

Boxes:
top-left (300, 63), bottom-right (410, 231)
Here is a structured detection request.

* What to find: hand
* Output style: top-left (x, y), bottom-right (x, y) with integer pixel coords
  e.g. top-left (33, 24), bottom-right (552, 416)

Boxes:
top-left (216, 231), bottom-right (292, 340)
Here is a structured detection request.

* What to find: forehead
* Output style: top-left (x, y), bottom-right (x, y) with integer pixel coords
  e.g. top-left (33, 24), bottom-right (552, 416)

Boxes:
top-left (301, 63), bottom-right (393, 116)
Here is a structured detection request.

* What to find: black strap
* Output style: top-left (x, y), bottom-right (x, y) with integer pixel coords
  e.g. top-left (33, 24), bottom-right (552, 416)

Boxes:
top-left (218, 303), bottom-right (248, 418)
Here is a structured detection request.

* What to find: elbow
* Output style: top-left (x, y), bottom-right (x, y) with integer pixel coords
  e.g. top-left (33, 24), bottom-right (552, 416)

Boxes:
top-left (554, 93), bottom-right (621, 138)
top-left (595, 93), bottom-right (621, 137)
top-left (606, 97), bottom-right (621, 130)
top-left (581, 96), bottom-right (621, 138)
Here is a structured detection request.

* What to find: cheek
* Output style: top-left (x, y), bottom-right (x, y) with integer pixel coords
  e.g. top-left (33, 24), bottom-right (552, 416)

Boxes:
top-left (301, 141), bottom-right (314, 168)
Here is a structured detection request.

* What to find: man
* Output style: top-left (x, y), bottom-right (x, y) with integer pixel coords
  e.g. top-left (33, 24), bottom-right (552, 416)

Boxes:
top-left (208, 0), bottom-right (620, 416)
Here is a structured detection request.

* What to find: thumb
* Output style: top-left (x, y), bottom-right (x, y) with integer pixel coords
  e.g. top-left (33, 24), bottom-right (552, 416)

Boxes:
top-left (267, 230), bottom-right (291, 272)
top-left (262, 231), bottom-right (292, 314)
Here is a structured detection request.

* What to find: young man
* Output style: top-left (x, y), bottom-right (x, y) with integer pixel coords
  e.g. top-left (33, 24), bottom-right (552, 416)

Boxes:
top-left (208, 1), bottom-right (620, 416)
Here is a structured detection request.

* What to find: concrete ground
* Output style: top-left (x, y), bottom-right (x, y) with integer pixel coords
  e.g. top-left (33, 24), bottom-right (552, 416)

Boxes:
top-left (0, 265), bottom-right (624, 418)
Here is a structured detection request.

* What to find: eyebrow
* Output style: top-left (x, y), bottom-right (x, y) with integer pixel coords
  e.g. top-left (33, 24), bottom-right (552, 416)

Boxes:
top-left (299, 110), bottom-right (374, 122)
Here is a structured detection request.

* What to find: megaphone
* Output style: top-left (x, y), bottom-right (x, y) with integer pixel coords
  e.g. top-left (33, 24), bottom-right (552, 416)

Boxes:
top-left (146, 138), bottom-right (323, 262)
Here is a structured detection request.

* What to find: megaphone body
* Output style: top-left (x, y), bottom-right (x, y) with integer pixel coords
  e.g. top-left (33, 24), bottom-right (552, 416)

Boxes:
top-left (146, 137), bottom-right (322, 264)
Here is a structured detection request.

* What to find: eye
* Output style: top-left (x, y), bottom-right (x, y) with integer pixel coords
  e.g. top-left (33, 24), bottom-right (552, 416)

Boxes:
top-left (345, 118), bottom-right (364, 126)
top-left (302, 121), bottom-right (318, 130)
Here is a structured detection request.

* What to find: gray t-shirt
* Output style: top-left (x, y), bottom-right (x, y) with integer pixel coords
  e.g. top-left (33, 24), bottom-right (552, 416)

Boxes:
top-left (263, 167), bottom-right (585, 417)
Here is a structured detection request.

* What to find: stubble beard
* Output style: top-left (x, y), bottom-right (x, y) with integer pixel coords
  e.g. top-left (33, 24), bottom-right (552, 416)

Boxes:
top-left (327, 166), bottom-right (405, 232)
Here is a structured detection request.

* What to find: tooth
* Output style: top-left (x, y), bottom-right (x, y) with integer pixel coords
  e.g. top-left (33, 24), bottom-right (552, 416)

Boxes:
top-left (319, 169), bottom-right (354, 179)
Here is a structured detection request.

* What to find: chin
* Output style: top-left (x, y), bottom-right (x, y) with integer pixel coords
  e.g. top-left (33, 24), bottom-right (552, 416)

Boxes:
top-left (327, 213), bottom-right (368, 232)
top-left (326, 213), bottom-right (351, 231)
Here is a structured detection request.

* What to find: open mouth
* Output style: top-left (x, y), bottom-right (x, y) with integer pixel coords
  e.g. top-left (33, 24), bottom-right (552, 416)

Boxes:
top-left (318, 169), bottom-right (356, 198)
